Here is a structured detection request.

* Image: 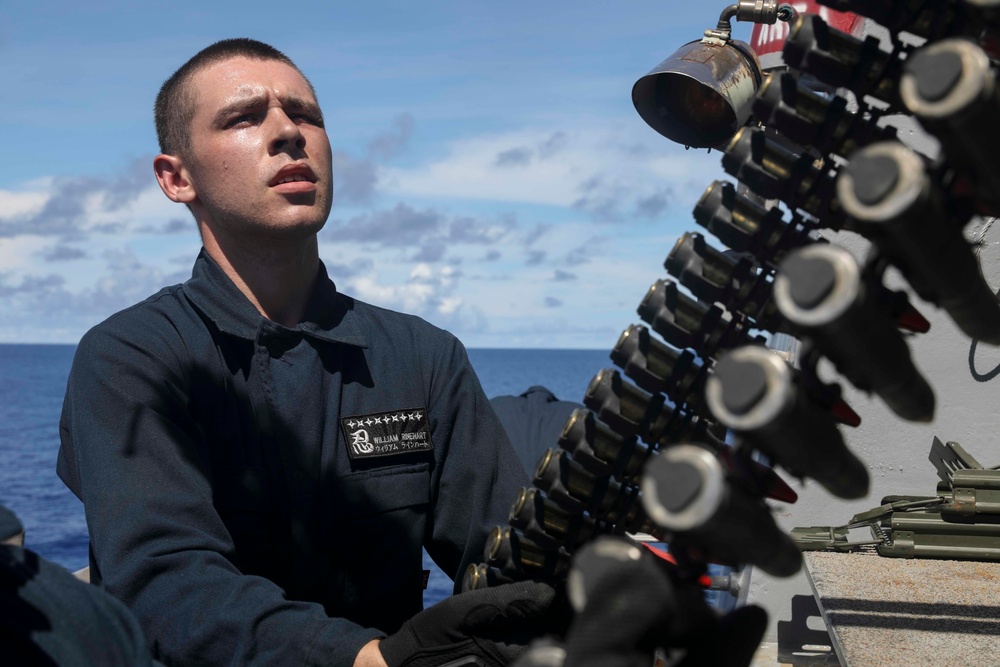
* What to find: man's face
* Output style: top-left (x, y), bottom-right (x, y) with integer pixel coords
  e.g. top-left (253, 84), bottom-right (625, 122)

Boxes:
top-left (181, 57), bottom-right (333, 239)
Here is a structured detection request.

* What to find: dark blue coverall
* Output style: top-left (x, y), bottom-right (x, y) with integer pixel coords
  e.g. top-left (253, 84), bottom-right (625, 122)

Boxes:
top-left (0, 505), bottom-right (155, 666)
top-left (489, 386), bottom-right (582, 475)
top-left (57, 250), bottom-right (528, 667)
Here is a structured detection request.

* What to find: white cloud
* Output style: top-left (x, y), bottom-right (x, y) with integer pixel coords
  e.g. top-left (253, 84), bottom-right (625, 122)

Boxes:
top-left (0, 236), bottom-right (55, 273)
top-left (0, 244), bottom-right (190, 342)
top-left (346, 262), bottom-right (463, 318)
top-left (91, 185), bottom-right (181, 234)
top-left (0, 187), bottom-right (49, 219)
top-left (0, 122), bottom-right (719, 346)
top-left (380, 125), bottom-right (726, 216)
top-left (0, 159), bottom-right (184, 242)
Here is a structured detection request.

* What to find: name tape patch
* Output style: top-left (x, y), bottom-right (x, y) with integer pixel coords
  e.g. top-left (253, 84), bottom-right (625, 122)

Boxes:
top-left (341, 408), bottom-right (434, 461)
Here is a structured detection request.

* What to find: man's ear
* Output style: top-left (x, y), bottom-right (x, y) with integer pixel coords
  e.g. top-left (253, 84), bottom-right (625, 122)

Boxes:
top-left (153, 153), bottom-right (197, 204)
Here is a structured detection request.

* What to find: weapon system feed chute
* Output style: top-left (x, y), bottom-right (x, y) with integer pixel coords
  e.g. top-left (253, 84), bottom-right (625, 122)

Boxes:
top-left (488, 2), bottom-right (1000, 663)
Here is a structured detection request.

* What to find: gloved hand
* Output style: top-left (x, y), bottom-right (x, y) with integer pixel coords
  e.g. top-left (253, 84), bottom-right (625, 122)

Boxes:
top-left (379, 580), bottom-right (563, 667)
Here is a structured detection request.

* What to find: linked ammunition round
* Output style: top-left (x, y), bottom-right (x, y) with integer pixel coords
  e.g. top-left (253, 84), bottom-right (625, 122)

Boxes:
top-left (487, 526), bottom-right (505, 562)
top-left (637, 278), bottom-right (728, 353)
top-left (836, 142), bottom-right (926, 224)
top-left (775, 244), bottom-right (936, 422)
top-left (641, 444), bottom-right (726, 532)
top-left (641, 443), bottom-right (803, 576)
top-left (705, 346), bottom-right (794, 433)
top-left (773, 243), bottom-right (861, 329)
top-left (462, 563), bottom-right (489, 591)
top-left (558, 408), bottom-right (650, 482)
top-left (510, 488), bottom-right (531, 523)
top-left (612, 324), bottom-right (706, 412)
top-left (900, 38), bottom-right (994, 120)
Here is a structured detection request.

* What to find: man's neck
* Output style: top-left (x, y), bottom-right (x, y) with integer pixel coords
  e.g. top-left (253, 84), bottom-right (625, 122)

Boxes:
top-left (201, 229), bottom-right (320, 328)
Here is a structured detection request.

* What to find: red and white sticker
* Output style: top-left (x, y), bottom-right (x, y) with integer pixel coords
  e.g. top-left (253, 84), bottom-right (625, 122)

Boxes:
top-left (750, 1), bottom-right (864, 59)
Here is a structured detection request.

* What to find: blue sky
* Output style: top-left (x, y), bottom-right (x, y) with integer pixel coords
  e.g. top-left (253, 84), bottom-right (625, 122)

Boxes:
top-left (0, 1), bottom-right (755, 348)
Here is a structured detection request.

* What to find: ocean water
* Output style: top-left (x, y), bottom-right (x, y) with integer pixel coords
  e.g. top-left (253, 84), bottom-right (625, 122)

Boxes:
top-left (0, 345), bottom-right (85, 567)
top-left (0, 344), bottom-right (611, 607)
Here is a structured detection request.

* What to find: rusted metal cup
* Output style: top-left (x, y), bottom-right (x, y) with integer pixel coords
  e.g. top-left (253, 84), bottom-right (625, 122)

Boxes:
top-left (632, 39), bottom-right (762, 148)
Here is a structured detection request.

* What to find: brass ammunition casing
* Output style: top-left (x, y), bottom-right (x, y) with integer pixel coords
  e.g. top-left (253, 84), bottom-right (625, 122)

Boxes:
top-left (666, 232), bottom-right (749, 306)
top-left (693, 180), bottom-right (809, 266)
top-left (484, 526), bottom-right (571, 579)
top-left (584, 368), bottom-right (677, 444)
top-left (461, 562), bottom-right (516, 592)
top-left (508, 486), bottom-right (597, 550)
top-left (722, 128), bottom-right (837, 219)
top-left (534, 448), bottom-right (614, 517)
top-left (753, 72), bottom-right (896, 159)
top-left (611, 326), bottom-right (708, 414)
top-left (533, 448), bottom-right (653, 534)
top-left (558, 408), bottom-right (651, 482)
top-left (666, 231), bottom-right (787, 332)
top-left (585, 369), bottom-right (720, 450)
top-left (637, 279), bottom-right (747, 355)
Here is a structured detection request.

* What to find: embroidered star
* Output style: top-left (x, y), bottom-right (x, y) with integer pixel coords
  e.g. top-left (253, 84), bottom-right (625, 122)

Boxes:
top-left (365, 418), bottom-right (373, 426)
top-left (391, 414), bottom-right (400, 422)
top-left (374, 417), bottom-right (382, 425)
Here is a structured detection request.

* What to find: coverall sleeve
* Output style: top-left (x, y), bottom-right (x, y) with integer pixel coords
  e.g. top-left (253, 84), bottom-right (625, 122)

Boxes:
top-left (57, 323), bottom-right (382, 667)
top-left (422, 337), bottom-right (531, 590)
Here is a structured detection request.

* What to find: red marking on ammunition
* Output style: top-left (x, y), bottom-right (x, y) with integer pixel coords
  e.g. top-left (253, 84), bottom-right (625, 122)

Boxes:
top-left (831, 400), bottom-right (862, 428)
top-left (897, 307), bottom-right (931, 334)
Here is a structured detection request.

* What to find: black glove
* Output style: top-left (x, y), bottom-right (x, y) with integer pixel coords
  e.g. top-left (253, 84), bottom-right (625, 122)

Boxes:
top-left (379, 580), bottom-right (561, 667)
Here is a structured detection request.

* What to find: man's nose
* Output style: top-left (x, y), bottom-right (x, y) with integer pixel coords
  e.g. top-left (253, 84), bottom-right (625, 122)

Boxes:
top-left (269, 109), bottom-right (305, 152)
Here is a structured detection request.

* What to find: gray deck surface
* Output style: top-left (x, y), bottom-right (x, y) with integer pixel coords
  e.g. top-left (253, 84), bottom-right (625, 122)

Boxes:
top-left (803, 551), bottom-right (1000, 666)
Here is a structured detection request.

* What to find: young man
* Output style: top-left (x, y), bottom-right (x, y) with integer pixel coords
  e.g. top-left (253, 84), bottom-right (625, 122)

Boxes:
top-left (57, 39), bottom-right (552, 667)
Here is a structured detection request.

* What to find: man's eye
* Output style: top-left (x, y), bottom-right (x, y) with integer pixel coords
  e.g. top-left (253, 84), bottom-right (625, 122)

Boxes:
top-left (227, 114), bottom-right (257, 128)
top-left (294, 114), bottom-right (324, 128)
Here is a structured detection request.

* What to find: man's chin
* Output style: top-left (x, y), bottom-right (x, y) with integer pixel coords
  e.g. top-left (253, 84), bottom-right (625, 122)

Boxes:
top-left (264, 201), bottom-right (330, 232)
top-left (264, 217), bottom-right (328, 239)
top-left (200, 203), bottom-right (330, 244)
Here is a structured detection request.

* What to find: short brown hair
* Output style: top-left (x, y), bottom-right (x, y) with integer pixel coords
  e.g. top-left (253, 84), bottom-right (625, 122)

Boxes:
top-left (154, 38), bottom-right (314, 156)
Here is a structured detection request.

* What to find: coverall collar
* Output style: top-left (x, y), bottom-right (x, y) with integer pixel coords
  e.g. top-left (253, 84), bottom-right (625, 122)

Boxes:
top-left (184, 248), bottom-right (368, 348)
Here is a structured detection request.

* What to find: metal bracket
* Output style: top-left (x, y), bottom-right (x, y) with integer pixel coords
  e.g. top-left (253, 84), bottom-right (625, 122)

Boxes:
top-left (704, 1), bottom-right (796, 44)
